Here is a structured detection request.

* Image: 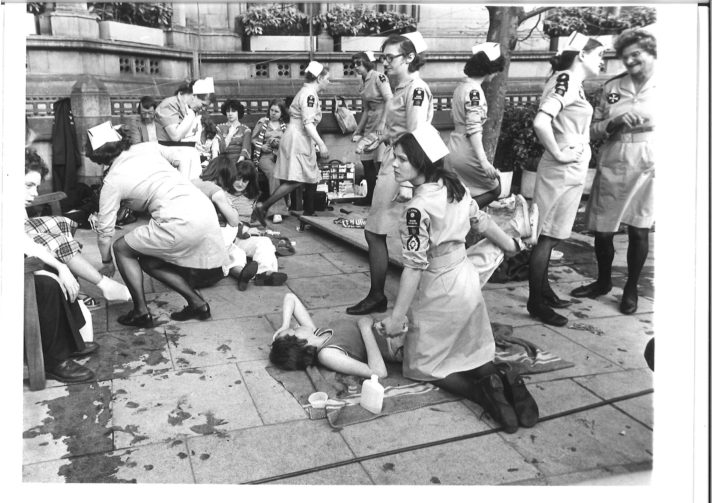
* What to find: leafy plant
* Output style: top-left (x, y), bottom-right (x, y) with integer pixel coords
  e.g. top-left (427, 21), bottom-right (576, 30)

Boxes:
top-left (26, 2), bottom-right (47, 15)
top-left (317, 6), bottom-right (415, 37)
top-left (241, 4), bottom-right (316, 36)
top-left (543, 7), bottom-right (656, 37)
top-left (88, 3), bottom-right (172, 29)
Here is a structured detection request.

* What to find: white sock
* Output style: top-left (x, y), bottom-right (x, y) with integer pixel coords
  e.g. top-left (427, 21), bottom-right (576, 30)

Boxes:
top-left (97, 276), bottom-right (132, 302)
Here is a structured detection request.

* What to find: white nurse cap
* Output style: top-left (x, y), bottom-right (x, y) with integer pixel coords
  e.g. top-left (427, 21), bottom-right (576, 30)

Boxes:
top-left (192, 77), bottom-right (215, 94)
top-left (403, 31), bottom-right (427, 54)
top-left (87, 121), bottom-right (122, 150)
top-left (364, 50), bottom-right (376, 62)
top-left (411, 124), bottom-right (449, 162)
top-left (561, 32), bottom-right (590, 53)
top-left (471, 42), bottom-right (501, 61)
top-left (305, 61), bottom-right (324, 76)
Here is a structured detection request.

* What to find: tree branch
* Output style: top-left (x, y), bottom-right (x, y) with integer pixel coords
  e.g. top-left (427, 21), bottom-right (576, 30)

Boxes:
top-left (517, 13), bottom-right (542, 44)
top-left (519, 6), bottom-right (552, 24)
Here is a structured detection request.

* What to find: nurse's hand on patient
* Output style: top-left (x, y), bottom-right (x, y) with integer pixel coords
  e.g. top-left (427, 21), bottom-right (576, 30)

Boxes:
top-left (556, 145), bottom-right (583, 164)
top-left (381, 316), bottom-right (408, 337)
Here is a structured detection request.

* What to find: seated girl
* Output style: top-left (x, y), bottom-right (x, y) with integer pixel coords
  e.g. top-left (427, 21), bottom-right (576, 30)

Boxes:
top-left (200, 157), bottom-right (288, 287)
top-left (269, 293), bottom-right (404, 379)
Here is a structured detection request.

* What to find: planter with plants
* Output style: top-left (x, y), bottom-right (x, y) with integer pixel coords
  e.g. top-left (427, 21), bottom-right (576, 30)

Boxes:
top-left (90, 2), bottom-right (171, 46)
top-left (241, 5), bottom-right (318, 52)
top-left (317, 6), bottom-right (416, 52)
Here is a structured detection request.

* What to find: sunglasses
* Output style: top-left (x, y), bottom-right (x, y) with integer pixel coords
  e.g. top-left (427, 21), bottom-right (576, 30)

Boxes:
top-left (379, 53), bottom-right (405, 63)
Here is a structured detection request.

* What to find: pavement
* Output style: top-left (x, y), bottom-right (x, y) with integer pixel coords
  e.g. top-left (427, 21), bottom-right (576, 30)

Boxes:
top-left (22, 199), bottom-right (654, 485)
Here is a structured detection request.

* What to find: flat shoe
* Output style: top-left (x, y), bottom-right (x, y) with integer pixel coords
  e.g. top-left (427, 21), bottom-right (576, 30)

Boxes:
top-left (346, 296), bottom-right (387, 315)
top-left (475, 373), bottom-right (519, 434)
top-left (69, 341), bottom-right (99, 358)
top-left (170, 303), bottom-right (211, 321)
top-left (527, 301), bottom-right (568, 327)
top-left (496, 364), bottom-right (539, 428)
top-left (543, 291), bottom-right (572, 309)
top-left (620, 289), bottom-right (638, 315)
top-left (238, 261), bottom-right (259, 291)
top-left (570, 281), bottom-right (612, 299)
top-left (45, 359), bottom-right (95, 383)
top-left (117, 310), bottom-right (154, 328)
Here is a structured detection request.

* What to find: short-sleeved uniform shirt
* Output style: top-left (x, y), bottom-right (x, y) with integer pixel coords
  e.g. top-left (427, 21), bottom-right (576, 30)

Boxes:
top-left (291, 84), bottom-right (322, 128)
top-left (383, 74), bottom-right (433, 144)
top-left (590, 72), bottom-right (657, 140)
top-left (155, 95), bottom-right (193, 142)
top-left (359, 70), bottom-right (393, 134)
top-left (452, 78), bottom-right (487, 136)
top-left (538, 70), bottom-right (593, 142)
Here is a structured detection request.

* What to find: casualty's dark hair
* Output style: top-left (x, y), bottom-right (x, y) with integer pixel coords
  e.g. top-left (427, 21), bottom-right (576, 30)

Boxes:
top-left (464, 52), bottom-right (505, 77)
top-left (175, 81), bottom-right (194, 95)
top-left (614, 27), bottom-right (657, 58)
top-left (139, 96), bottom-right (157, 111)
top-left (305, 63), bottom-right (330, 82)
top-left (25, 149), bottom-right (49, 179)
top-left (267, 98), bottom-right (289, 123)
top-left (200, 154), bottom-right (239, 190)
top-left (352, 51), bottom-right (375, 72)
top-left (395, 133), bottom-right (465, 203)
top-left (221, 99), bottom-right (245, 118)
top-left (269, 334), bottom-right (318, 370)
top-left (549, 38), bottom-right (604, 72)
top-left (234, 159), bottom-right (261, 200)
top-left (382, 34), bottom-right (425, 73)
top-left (201, 117), bottom-right (218, 140)
top-left (85, 126), bottom-right (131, 166)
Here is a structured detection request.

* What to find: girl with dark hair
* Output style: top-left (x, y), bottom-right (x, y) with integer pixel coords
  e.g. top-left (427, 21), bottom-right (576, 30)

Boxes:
top-left (571, 28), bottom-right (656, 315)
top-left (201, 158), bottom-right (288, 288)
top-left (445, 43), bottom-right (506, 208)
top-left (350, 50), bottom-right (393, 205)
top-left (251, 98), bottom-right (290, 223)
top-left (196, 117), bottom-right (220, 167)
top-left (251, 61), bottom-right (331, 225)
top-left (217, 99), bottom-right (252, 164)
top-left (527, 33), bottom-right (605, 326)
top-left (269, 293), bottom-right (402, 378)
top-left (347, 32), bottom-right (433, 316)
top-left (87, 122), bottom-right (228, 327)
top-left (378, 125), bottom-right (538, 434)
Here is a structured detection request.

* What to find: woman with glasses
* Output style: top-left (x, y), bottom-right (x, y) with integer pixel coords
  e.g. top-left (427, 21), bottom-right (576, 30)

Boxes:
top-left (350, 51), bottom-right (393, 206)
top-left (347, 32), bottom-right (434, 316)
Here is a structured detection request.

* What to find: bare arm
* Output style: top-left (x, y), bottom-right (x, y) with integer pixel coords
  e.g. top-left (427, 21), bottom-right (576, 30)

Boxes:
top-left (273, 293), bottom-right (316, 338)
top-left (468, 132), bottom-right (498, 179)
top-left (383, 267), bottom-right (422, 335)
top-left (164, 109), bottom-right (198, 142)
top-left (24, 235), bottom-right (80, 301)
top-left (317, 317), bottom-right (388, 379)
top-left (533, 111), bottom-right (581, 164)
top-left (304, 123), bottom-right (328, 157)
top-left (211, 190), bottom-right (241, 227)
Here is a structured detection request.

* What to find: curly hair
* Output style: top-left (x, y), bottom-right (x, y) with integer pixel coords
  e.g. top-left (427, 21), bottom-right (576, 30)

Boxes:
top-left (25, 148), bottom-right (49, 179)
top-left (85, 126), bottom-right (131, 166)
top-left (464, 52), bottom-right (505, 77)
top-left (382, 35), bottom-right (425, 73)
top-left (221, 99), bottom-right (245, 118)
top-left (269, 334), bottom-right (318, 370)
top-left (614, 27), bottom-right (657, 58)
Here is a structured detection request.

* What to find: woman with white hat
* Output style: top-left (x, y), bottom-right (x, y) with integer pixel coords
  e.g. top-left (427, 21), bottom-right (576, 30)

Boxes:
top-left (350, 50), bottom-right (393, 206)
top-left (87, 121), bottom-right (228, 328)
top-left (251, 61), bottom-right (330, 225)
top-left (379, 124), bottom-right (538, 434)
top-left (347, 31), bottom-right (434, 316)
top-left (445, 42), bottom-right (505, 208)
top-left (527, 32), bottom-right (605, 326)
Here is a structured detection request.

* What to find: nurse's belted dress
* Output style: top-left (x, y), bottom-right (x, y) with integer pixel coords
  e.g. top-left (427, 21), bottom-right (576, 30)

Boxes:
top-left (533, 70), bottom-right (593, 240)
top-left (358, 69), bottom-right (393, 163)
top-left (274, 83), bottom-right (322, 184)
top-left (400, 181), bottom-right (495, 381)
top-left (584, 72), bottom-right (656, 231)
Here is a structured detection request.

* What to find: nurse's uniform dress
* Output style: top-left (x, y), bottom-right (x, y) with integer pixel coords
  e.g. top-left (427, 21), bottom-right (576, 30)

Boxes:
top-left (444, 78), bottom-right (499, 196)
top-left (584, 72), bottom-right (656, 231)
top-left (274, 83), bottom-right (322, 184)
top-left (399, 181), bottom-right (495, 381)
top-left (365, 73), bottom-right (433, 235)
top-left (357, 69), bottom-right (393, 164)
top-left (154, 95), bottom-right (203, 180)
top-left (533, 70), bottom-right (593, 240)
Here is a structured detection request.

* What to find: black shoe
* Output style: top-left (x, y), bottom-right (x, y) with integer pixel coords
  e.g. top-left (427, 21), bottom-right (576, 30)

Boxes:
top-left (254, 271), bottom-right (288, 286)
top-left (237, 261), bottom-right (259, 291)
top-left (117, 310), bottom-right (154, 328)
top-left (543, 290), bottom-right (572, 309)
top-left (45, 359), bottom-right (96, 383)
top-left (620, 287), bottom-right (638, 315)
top-left (69, 341), bottom-right (99, 358)
top-left (570, 281), bottom-right (612, 299)
top-left (170, 303), bottom-right (211, 321)
top-left (346, 296), bottom-right (387, 315)
top-left (475, 373), bottom-right (519, 434)
top-left (527, 301), bottom-right (568, 327)
top-left (496, 364), bottom-right (539, 428)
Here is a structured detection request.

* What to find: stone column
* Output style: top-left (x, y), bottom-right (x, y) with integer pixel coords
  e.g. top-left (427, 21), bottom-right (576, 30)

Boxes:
top-left (70, 75), bottom-right (111, 182)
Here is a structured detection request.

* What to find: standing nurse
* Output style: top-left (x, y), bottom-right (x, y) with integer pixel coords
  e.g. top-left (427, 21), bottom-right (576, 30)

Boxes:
top-left (445, 42), bottom-right (505, 208)
top-left (527, 33), bottom-right (605, 326)
top-left (571, 28), bottom-right (657, 315)
top-left (347, 32), bottom-right (433, 316)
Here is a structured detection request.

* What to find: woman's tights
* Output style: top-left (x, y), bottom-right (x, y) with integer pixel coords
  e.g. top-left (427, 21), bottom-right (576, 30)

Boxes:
top-left (364, 230), bottom-right (388, 300)
top-left (593, 226), bottom-right (649, 293)
top-left (527, 234), bottom-right (561, 306)
top-left (473, 180), bottom-right (501, 210)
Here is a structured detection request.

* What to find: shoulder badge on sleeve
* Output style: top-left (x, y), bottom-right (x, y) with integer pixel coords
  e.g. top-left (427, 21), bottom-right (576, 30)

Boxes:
top-left (607, 92), bottom-right (621, 104)
top-left (306, 95), bottom-right (315, 107)
top-left (405, 207), bottom-right (421, 250)
top-left (412, 88), bottom-right (425, 107)
top-left (554, 73), bottom-right (570, 97)
top-left (469, 89), bottom-right (481, 106)
top-left (378, 74), bottom-right (387, 84)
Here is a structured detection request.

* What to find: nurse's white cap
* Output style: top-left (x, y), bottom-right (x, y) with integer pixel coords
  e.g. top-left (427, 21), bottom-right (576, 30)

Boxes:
top-left (411, 124), bottom-right (449, 162)
top-left (403, 31), bottom-right (427, 54)
top-left (87, 121), bottom-right (122, 150)
top-left (472, 42), bottom-right (501, 61)
top-left (305, 60), bottom-right (324, 76)
top-left (192, 77), bottom-right (214, 94)
top-left (364, 50), bottom-right (376, 62)
top-left (560, 32), bottom-right (590, 53)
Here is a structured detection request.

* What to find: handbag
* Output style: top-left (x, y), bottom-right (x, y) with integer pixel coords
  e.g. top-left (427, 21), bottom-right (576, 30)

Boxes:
top-left (334, 96), bottom-right (357, 135)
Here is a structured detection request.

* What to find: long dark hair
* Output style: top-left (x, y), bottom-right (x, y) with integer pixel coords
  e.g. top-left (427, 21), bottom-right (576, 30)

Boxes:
top-left (85, 126), bottom-right (131, 166)
top-left (464, 52), bottom-right (505, 77)
top-left (234, 160), bottom-right (261, 200)
top-left (269, 334), bottom-right (318, 370)
top-left (200, 154), bottom-right (239, 190)
top-left (267, 98), bottom-right (289, 124)
top-left (549, 38), bottom-right (603, 72)
top-left (395, 133), bottom-right (465, 203)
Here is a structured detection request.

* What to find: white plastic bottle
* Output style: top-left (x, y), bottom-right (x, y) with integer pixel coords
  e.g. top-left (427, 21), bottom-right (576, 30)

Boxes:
top-left (360, 375), bottom-right (384, 414)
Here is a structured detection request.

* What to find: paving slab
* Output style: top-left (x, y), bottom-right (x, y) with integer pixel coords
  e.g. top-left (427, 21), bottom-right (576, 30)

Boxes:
top-left (238, 359), bottom-right (309, 424)
top-left (23, 381), bottom-right (113, 465)
top-left (277, 252), bottom-right (343, 279)
top-left (106, 290), bottom-right (182, 332)
top-left (266, 462), bottom-right (374, 485)
top-left (359, 433), bottom-right (543, 485)
top-left (23, 437), bottom-right (194, 483)
top-left (321, 249), bottom-right (370, 274)
top-left (187, 420), bottom-right (356, 483)
top-left (111, 363), bottom-right (262, 449)
top-left (164, 316), bottom-right (275, 367)
top-left (287, 272), bottom-right (373, 310)
top-left (194, 283), bottom-right (289, 320)
top-left (498, 406), bottom-right (653, 477)
top-left (525, 378), bottom-right (602, 418)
